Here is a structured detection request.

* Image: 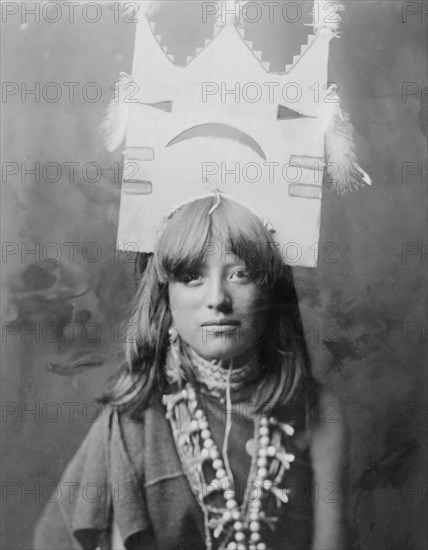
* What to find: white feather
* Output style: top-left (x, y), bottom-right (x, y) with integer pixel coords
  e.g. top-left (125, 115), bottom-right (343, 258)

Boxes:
top-left (316, 83), bottom-right (341, 138)
top-left (317, 84), bottom-right (371, 194)
top-left (215, 0), bottom-right (249, 30)
top-left (140, 0), bottom-right (160, 18)
top-left (312, 0), bottom-right (343, 37)
top-left (100, 72), bottom-right (131, 153)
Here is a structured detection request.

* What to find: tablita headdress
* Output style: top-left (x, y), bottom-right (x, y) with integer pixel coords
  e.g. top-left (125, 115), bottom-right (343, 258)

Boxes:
top-left (102, 0), bottom-right (370, 267)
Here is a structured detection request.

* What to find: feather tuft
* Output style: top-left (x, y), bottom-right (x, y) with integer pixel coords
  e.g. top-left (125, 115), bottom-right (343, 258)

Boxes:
top-left (312, 0), bottom-right (343, 38)
top-left (317, 84), bottom-right (371, 194)
top-left (100, 72), bottom-right (131, 153)
top-left (215, 0), bottom-right (249, 31)
top-left (140, 0), bottom-right (160, 18)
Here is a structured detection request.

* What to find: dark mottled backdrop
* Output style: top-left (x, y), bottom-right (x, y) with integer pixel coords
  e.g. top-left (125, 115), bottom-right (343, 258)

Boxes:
top-left (1, 1), bottom-right (427, 549)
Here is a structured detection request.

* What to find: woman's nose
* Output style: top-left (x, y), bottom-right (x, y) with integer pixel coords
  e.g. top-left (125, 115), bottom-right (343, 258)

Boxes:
top-left (206, 278), bottom-right (232, 312)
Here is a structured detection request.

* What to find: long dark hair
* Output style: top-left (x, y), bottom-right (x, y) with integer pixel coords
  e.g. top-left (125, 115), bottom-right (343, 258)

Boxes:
top-left (107, 196), bottom-right (315, 416)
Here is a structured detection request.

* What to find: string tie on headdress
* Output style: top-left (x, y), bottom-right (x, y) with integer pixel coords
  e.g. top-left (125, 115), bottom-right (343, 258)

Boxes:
top-left (206, 182), bottom-right (222, 215)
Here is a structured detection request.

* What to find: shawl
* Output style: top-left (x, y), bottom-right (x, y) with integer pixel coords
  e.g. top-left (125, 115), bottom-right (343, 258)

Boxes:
top-left (34, 397), bottom-right (314, 550)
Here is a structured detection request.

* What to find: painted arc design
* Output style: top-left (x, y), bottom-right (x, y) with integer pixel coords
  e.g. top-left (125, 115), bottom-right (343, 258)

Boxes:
top-left (166, 123), bottom-right (267, 160)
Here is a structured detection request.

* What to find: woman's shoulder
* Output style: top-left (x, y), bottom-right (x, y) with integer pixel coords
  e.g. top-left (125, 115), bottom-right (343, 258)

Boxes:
top-left (308, 383), bottom-right (346, 464)
top-left (33, 408), bottom-right (115, 550)
top-left (309, 383), bottom-right (345, 427)
top-left (34, 404), bottom-right (152, 550)
top-left (54, 406), bottom-right (117, 484)
top-left (307, 385), bottom-right (347, 549)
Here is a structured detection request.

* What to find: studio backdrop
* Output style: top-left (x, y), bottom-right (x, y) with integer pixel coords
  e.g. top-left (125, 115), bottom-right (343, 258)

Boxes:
top-left (1, 1), bottom-right (427, 549)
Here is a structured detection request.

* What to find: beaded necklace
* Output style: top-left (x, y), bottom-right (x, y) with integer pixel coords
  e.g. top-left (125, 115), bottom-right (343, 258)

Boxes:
top-left (162, 383), bottom-right (296, 550)
top-left (187, 346), bottom-right (262, 397)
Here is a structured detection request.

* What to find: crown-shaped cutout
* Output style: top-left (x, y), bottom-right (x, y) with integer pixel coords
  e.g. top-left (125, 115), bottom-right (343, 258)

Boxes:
top-left (146, 0), bottom-right (314, 72)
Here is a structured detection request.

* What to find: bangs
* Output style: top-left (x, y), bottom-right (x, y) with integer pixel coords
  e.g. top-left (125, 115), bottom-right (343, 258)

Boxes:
top-left (155, 196), bottom-right (285, 286)
top-left (155, 198), bottom-right (213, 282)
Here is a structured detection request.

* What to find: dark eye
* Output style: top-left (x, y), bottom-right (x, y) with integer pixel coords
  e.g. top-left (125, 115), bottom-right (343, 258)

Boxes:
top-left (230, 268), bottom-right (250, 282)
top-left (177, 271), bottom-right (203, 285)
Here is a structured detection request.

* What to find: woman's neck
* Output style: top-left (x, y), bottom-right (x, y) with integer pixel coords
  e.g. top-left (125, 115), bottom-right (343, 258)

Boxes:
top-left (184, 344), bottom-right (262, 396)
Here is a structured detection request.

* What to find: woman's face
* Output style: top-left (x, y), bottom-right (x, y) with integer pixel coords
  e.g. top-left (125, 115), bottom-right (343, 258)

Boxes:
top-left (168, 241), bottom-right (268, 364)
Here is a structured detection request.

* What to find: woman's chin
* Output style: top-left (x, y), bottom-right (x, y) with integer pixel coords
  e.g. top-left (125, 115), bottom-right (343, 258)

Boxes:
top-left (193, 342), bottom-right (256, 364)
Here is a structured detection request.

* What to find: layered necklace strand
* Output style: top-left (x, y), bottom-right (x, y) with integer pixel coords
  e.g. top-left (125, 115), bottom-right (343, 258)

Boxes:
top-left (162, 382), bottom-right (296, 550)
top-left (186, 346), bottom-right (262, 397)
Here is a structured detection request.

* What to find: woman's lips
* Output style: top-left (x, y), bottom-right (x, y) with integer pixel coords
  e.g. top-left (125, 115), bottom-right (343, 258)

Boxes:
top-left (201, 320), bottom-right (240, 333)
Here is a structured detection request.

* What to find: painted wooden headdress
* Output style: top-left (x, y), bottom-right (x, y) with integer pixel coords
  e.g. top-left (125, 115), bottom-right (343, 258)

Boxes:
top-left (102, 0), bottom-right (370, 267)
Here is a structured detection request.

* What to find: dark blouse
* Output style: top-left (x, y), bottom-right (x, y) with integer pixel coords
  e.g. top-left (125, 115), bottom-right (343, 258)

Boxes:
top-left (34, 392), bottom-right (314, 550)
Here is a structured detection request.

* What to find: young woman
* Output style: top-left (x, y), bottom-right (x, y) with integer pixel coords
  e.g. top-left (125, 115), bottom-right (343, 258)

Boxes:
top-left (34, 197), bottom-right (345, 550)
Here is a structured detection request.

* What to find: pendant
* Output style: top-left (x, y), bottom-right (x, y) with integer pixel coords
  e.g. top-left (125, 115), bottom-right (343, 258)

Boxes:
top-left (245, 438), bottom-right (256, 456)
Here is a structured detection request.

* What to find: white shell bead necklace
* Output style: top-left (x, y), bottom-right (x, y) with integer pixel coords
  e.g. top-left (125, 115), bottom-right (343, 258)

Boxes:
top-left (172, 383), bottom-right (296, 550)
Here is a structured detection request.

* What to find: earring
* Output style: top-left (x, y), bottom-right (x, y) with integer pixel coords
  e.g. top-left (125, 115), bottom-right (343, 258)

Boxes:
top-left (168, 324), bottom-right (179, 345)
top-left (165, 324), bottom-right (182, 384)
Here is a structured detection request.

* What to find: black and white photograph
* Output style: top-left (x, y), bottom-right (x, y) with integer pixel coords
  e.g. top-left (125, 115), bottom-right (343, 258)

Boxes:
top-left (1, 1), bottom-right (427, 549)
